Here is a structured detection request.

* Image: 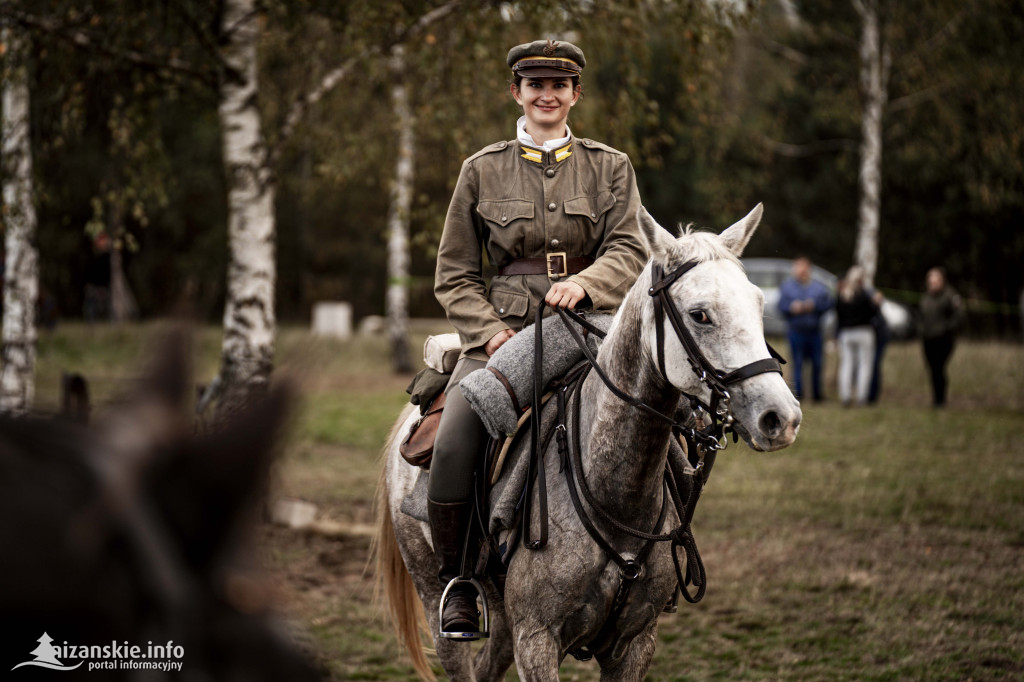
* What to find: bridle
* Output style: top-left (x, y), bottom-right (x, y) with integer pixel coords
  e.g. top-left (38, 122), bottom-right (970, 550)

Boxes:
top-left (518, 256), bottom-right (788, 658)
top-left (648, 259), bottom-right (786, 450)
top-left (547, 258), bottom-right (786, 457)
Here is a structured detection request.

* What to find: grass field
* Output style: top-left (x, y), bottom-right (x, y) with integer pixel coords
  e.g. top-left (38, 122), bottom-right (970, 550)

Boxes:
top-left (34, 322), bottom-right (1024, 681)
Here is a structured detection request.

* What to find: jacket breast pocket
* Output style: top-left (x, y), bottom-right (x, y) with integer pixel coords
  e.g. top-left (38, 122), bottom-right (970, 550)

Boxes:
top-left (477, 199), bottom-right (534, 257)
top-left (563, 190), bottom-right (616, 228)
top-left (488, 287), bottom-right (530, 330)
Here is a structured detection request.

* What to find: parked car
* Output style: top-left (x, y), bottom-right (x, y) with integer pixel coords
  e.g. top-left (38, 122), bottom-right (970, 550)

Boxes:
top-left (741, 258), bottom-right (915, 339)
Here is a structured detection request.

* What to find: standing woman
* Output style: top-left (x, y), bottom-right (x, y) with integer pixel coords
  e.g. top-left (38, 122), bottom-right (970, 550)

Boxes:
top-left (429, 40), bottom-right (647, 639)
top-left (920, 267), bottom-right (963, 407)
top-left (835, 266), bottom-right (878, 406)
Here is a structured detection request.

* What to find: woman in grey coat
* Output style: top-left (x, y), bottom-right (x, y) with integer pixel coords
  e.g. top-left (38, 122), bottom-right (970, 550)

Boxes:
top-left (920, 267), bottom-right (964, 407)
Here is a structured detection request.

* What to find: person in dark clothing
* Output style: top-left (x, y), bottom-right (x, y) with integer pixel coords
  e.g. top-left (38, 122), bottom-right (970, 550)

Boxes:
top-left (920, 267), bottom-right (963, 407)
top-left (778, 257), bottom-right (833, 401)
top-left (867, 303), bottom-right (889, 404)
top-left (835, 266), bottom-right (879, 406)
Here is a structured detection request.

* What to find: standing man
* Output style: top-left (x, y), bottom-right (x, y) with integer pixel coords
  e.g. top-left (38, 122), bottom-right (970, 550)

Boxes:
top-left (779, 257), bottom-right (833, 402)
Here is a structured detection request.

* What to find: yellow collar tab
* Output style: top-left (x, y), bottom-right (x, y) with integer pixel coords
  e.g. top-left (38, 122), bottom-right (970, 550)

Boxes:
top-left (521, 142), bottom-right (573, 164)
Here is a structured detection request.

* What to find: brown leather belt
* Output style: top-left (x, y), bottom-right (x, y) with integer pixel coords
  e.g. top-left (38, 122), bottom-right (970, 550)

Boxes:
top-left (498, 253), bottom-right (594, 278)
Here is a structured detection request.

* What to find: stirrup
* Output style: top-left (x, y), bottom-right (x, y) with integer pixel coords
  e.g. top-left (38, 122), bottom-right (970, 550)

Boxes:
top-left (439, 576), bottom-right (490, 640)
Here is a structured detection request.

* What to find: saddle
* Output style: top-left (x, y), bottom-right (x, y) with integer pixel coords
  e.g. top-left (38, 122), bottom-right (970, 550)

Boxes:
top-left (399, 333), bottom-right (461, 468)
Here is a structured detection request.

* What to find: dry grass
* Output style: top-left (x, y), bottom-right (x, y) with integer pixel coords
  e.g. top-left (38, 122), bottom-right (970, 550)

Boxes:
top-left (33, 323), bottom-right (1024, 680)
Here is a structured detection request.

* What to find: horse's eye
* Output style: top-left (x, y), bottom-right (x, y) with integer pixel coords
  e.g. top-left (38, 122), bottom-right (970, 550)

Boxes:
top-left (689, 310), bottom-right (712, 325)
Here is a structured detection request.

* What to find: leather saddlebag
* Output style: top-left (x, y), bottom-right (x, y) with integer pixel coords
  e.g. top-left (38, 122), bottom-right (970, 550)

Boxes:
top-left (399, 390), bottom-right (447, 468)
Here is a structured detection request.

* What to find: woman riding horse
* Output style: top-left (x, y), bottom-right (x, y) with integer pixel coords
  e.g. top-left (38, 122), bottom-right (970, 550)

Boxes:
top-left (430, 39), bottom-right (648, 639)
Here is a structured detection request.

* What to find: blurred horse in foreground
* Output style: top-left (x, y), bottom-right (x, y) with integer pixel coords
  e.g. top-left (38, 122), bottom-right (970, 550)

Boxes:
top-left (0, 330), bottom-right (320, 681)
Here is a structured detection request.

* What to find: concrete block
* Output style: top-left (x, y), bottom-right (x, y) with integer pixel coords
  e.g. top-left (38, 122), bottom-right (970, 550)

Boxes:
top-left (312, 302), bottom-right (353, 340)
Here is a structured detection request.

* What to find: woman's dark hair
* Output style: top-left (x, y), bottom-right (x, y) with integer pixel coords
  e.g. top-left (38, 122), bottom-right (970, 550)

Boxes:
top-left (511, 74), bottom-right (583, 96)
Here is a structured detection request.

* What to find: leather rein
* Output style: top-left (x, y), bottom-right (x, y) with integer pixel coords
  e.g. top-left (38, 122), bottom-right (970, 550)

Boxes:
top-left (518, 257), bottom-right (786, 657)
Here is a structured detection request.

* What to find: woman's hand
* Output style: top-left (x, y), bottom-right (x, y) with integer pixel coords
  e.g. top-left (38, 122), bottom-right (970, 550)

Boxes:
top-left (545, 280), bottom-right (587, 310)
top-left (485, 328), bottom-right (516, 356)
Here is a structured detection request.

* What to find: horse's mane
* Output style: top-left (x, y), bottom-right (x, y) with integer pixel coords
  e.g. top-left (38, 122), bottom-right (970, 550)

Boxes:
top-left (670, 225), bottom-right (742, 268)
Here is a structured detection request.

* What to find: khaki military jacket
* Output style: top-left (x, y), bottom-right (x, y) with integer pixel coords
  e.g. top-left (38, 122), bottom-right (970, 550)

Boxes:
top-left (435, 137), bottom-right (648, 360)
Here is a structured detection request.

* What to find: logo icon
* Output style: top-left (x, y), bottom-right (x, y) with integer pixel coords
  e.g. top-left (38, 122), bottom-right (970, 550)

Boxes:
top-left (11, 633), bottom-right (82, 672)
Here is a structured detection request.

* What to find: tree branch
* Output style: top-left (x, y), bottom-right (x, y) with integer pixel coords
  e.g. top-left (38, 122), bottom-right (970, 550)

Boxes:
top-left (1, 4), bottom-right (219, 88)
top-left (887, 79), bottom-right (954, 114)
top-left (270, 0), bottom-right (461, 162)
top-left (756, 36), bottom-right (809, 66)
top-left (168, 0), bottom-right (237, 79)
top-left (759, 135), bottom-right (857, 157)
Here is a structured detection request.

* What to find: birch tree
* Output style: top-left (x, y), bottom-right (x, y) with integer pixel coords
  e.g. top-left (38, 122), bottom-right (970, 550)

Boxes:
top-left (851, 0), bottom-right (890, 285)
top-left (210, 0), bottom-right (277, 416)
top-left (0, 27), bottom-right (39, 414)
top-left (385, 44), bottom-right (414, 373)
top-left (206, 0), bottom-right (461, 412)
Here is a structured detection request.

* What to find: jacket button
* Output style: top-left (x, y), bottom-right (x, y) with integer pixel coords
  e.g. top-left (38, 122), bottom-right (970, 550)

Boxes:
top-left (498, 141), bottom-right (507, 148)
top-left (499, 308), bottom-right (505, 314)
top-left (501, 215), bottom-right (507, 222)
top-left (545, 168), bottom-right (555, 178)
top-left (551, 239), bottom-right (560, 247)
top-left (548, 202), bottom-right (556, 211)
top-left (591, 212), bottom-right (596, 218)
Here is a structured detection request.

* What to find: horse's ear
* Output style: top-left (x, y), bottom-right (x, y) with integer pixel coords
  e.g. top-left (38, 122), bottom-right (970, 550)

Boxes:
top-left (150, 384), bottom-right (295, 570)
top-left (719, 203), bottom-right (763, 257)
top-left (636, 207), bottom-right (677, 260)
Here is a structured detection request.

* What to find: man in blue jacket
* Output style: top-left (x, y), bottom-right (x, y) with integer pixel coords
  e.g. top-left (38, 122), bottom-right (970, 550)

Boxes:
top-left (778, 257), bottom-right (834, 402)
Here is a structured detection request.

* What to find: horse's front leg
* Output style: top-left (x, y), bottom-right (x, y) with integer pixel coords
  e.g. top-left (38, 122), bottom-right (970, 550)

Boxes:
top-left (595, 618), bottom-right (659, 682)
top-left (510, 623), bottom-right (561, 682)
top-left (473, 595), bottom-right (516, 682)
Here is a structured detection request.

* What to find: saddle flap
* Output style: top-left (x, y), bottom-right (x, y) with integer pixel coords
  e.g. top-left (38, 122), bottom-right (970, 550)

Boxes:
top-left (399, 390), bottom-right (448, 468)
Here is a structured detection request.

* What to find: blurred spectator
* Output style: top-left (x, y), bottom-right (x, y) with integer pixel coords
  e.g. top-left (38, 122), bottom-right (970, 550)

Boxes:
top-left (867, 296), bottom-right (889, 404)
top-left (37, 286), bottom-right (59, 331)
top-left (779, 256), bottom-right (833, 402)
top-left (835, 266), bottom-right (879, 407)
top-left (920, 267), bottom-right (964, 407)
top-left (84, 232), bottom-right (111, 322)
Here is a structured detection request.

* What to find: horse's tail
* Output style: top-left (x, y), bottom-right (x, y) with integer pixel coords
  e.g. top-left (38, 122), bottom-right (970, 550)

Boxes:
top-left (372, 404), bottom-right (435, 682)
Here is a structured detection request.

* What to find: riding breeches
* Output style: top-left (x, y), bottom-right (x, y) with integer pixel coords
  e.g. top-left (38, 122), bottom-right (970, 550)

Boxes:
top-left (428, 358), bottom-right (489, 503)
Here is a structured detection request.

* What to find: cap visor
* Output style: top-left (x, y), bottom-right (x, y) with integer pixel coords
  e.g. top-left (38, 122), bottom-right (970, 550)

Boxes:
top-left (515, 67), bottom-right (578, 79)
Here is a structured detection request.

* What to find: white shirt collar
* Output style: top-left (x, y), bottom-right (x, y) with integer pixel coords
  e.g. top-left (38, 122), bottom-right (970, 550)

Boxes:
top-left (516, 116), bottom-right (572, 151)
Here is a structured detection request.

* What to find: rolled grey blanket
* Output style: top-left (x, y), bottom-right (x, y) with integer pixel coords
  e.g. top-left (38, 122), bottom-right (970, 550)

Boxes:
top-left (460, 312), bottom-right (612, 439)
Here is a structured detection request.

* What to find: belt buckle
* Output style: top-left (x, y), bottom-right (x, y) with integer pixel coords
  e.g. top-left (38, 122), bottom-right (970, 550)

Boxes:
top-left (547, 252), bottom-right (568, 279)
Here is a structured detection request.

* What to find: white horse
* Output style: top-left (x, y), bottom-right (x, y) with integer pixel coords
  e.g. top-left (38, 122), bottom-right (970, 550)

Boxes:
top-left (374, 205), bottom-right (802, 681)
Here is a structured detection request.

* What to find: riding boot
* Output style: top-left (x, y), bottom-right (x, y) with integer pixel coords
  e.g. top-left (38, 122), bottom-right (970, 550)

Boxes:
top-left (427, 497), bottom-right (481, 638)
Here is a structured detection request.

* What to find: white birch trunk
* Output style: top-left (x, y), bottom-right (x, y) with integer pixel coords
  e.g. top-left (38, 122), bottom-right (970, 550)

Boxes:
top-left (108, 203), bottom-right (138, 323)
top-left (214, 0), bottom-right (276, 415)
top-left (853, 0), bottom-right (891, 286)
top-left (109, 245), bottom-right (138, 323)
top-left (386, 46), bottom-right (414, 373)
top-left (0, 29), bottom-right (40, 415)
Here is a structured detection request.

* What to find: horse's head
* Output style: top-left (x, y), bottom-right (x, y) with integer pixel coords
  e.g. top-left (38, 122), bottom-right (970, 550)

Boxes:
top-left (0, 330), bottom-right (319, 680)
top-left (635, 205), bottom-right (801, 452)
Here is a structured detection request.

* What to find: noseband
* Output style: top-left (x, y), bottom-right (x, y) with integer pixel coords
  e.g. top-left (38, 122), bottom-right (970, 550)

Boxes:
top-left (648, 259), bottom-right (785, 447)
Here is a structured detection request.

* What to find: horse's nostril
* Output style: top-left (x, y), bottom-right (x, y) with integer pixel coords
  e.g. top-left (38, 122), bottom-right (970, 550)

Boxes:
top-left (759, 410), bottom-right (782, 437)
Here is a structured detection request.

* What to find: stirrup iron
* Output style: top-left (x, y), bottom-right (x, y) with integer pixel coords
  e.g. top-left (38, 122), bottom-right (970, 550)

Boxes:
top-left (438, 576), bottom-right (490, 640)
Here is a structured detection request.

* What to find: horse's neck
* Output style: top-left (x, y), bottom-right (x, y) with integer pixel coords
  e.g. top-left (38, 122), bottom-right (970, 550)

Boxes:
top-left (578, 289), bottom-right (680, 522)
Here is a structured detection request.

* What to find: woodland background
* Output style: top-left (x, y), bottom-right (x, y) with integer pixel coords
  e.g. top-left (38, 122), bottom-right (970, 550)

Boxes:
top-left (1, 0), bottom-right (1023, 411)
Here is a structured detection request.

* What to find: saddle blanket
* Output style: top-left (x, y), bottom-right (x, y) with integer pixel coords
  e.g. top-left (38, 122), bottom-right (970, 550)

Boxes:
top-left (400, 312), bottom-right (613, 534)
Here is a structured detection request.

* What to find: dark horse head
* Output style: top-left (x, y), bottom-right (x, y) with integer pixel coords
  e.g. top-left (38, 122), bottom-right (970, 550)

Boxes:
top-left (0, 330), bottom-right (320, 680)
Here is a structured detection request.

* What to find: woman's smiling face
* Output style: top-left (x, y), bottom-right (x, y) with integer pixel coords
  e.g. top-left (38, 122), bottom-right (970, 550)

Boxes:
top-left (511, 77), bottom-right (580, 138)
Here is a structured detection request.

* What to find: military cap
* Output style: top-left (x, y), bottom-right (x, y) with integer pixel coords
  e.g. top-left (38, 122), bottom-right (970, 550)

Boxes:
top-left (507, 39), bottom-right (585, 78)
